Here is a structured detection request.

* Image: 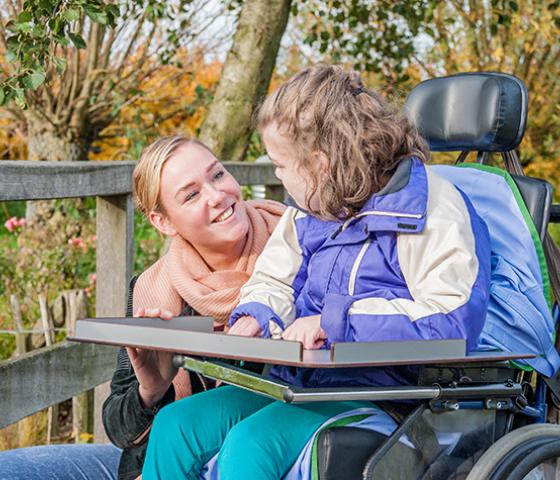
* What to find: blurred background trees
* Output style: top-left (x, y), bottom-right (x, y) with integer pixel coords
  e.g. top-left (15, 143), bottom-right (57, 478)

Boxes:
top-left (2, 0), bottom-right (559, 176)
top-left (0, 0), bottom-right (232, 161)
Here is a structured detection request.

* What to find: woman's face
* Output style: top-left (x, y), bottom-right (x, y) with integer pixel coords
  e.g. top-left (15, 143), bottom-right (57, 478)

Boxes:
top-left (262, 124), bottom-right (321, 212)
top-left (151, 143), bottom-right (249, 250)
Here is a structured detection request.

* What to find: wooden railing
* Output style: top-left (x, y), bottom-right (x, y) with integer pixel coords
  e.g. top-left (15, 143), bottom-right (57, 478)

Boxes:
top-left (0, 159), bottom-right (283, 438)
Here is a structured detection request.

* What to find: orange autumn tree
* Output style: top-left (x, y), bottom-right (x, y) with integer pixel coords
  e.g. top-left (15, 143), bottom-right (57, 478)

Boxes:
top-left (90, 50), bottom-right (222, 161)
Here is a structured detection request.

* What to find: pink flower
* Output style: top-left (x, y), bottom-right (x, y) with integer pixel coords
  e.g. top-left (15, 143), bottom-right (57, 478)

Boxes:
top-left (89, 273), bottom-right (97, 284)
top-left (68, 237), bottom-right (86, 248)
top-left (4, 218), bottom-right (15, 232)
top-left (4, 216), bottom-right (24, 233)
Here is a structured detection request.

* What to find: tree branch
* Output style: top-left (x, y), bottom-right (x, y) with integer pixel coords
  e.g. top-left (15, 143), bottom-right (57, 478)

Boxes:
top-left (411, 54), bottom-right (437, 77)
top-left (69, 20), bottom-right (102, 131)
top-left (115, 9), bottom-right (149, 75)
top-left (5, 0), bottom-right (19, 19)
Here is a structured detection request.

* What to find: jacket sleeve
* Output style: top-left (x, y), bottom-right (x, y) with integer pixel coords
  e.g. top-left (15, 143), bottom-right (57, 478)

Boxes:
top-left (229, 207), bottom-right (308, 338)
top-left (321, 176), bottom-right (492, 352)
top-left (102, 347), bottom-right (175, 449)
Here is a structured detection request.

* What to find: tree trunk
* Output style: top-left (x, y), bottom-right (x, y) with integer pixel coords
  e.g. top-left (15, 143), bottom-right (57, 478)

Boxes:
top-left (25, 113), bottom-right (89, 161)
top-left (24, 112), bottom-right (89, 221)
top-left (199, 0), bottom-right (292, 162)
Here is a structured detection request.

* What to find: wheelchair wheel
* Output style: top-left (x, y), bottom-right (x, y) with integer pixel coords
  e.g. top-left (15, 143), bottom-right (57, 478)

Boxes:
top-left (466, 424), bottom-right (560, 480)
top-left (506, 439), bottom-right (560, 479)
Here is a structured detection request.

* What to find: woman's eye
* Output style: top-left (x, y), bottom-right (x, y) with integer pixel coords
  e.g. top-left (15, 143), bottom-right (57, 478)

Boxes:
top-left (213, 170), bottom-right (225, 180)
top-left (184, 191), bottom-right (198, 203)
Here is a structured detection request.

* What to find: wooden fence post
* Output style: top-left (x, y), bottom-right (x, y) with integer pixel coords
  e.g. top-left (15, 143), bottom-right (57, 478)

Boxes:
top-left (10, 295), bottom-right (26, 356)
top-left (94, 194), bottom-right (133, 442)
top-left (67, 290), bottom-right (94, 441)
top-left (11, 294), bottom-right (29, 445)
top-left (39, 294), bottom-right (59, 444)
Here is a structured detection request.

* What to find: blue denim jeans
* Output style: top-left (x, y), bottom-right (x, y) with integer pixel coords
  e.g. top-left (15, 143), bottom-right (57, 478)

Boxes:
top-left (0, 443), bottom-right (121, 480)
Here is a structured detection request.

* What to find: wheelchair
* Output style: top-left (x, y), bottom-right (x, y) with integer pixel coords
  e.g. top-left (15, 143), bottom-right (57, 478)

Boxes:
top-left (107, 72), bottom-right (560, 479)
top-left (302, 72), bottom-right (560, 480)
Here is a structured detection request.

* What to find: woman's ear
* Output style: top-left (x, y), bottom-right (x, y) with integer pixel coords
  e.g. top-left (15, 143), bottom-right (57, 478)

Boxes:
top-left (148, 210), bottom-right (177, 237)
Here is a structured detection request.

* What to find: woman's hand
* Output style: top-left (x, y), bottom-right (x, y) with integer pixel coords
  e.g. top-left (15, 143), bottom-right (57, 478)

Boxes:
top-left (281, 315), bottom-right (327, 349)
top-left (228, 315), bottom-right (262, 337)
top-left (127, 308), bottom-right (178, 408)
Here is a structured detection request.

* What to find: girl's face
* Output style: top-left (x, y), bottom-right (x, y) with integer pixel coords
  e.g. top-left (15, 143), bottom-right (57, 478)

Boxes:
top-left (150, 143), bottom-right (249, 250)
top-left (262, 124), bottom-right (321, 211)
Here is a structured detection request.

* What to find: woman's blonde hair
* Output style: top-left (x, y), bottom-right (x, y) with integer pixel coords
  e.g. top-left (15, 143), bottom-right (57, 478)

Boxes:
top-left (256, 64), bottom-right (429, 219)
top-left (133, 135), bottom-right (211, 216)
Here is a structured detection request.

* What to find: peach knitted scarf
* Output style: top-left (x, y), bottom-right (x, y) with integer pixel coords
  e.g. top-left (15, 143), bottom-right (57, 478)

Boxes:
top-left (132, 199), bottom-right (285, 399)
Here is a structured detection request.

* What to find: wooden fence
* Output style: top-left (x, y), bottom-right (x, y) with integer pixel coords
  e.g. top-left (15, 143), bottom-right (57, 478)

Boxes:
top-left (0, 159), bottom-right (283, 439)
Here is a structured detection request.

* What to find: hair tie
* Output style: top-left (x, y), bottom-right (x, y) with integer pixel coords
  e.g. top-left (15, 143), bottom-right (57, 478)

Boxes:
top-left (353, 86), bottom-right (365, 96)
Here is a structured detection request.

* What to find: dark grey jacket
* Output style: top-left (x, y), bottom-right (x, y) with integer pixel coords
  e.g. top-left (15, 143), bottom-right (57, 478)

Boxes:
top-left (102, 276), bottom-right (216, 480)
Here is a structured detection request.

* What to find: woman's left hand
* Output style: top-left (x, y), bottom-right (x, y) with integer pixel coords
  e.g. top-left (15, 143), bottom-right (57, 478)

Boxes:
top-left (281, 315), bottom-right (327, 349)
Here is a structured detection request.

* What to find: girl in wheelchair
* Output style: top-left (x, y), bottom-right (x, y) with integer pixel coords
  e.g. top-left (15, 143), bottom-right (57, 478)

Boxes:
top-left (142, 64), bottom-right (492, 479)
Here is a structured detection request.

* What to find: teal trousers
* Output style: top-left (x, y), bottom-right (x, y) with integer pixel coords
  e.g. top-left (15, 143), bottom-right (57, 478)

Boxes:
top-left (142, 385), bottom-right (373, 480)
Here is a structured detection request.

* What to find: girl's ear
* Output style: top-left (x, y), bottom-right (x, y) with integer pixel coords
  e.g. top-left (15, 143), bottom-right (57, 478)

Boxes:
top-left (148, 210), bottom-right (177, 237)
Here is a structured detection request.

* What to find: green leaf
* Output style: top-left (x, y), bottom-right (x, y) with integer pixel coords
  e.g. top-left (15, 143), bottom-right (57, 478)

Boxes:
top-left (63, 8), bottom-right (80, 22)
top-left (39, 0), bottom-right (54, 10)
top-left (54, 34), bottom-right (70, 47)
top-left (0, 87), bottom-right (5, 106)
top-left (16, 11), bottom-right (32, 24)
top-left (69, 33), bottom-right (86, 49)
top-left (14, 88), bottom-right (26, 109)
top-left (5, 50), bottom-right (17, 63)
top-left (22, 72), bottom-right (46, 90)
top-left (52, 56), bottom-right (67, 75)
top-left (84, 8), bottom-right (108, 25)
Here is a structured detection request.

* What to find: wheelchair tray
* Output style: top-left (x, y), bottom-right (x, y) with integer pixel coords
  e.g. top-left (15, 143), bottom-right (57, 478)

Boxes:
top-left (69, 316), bottom-right (534, 368)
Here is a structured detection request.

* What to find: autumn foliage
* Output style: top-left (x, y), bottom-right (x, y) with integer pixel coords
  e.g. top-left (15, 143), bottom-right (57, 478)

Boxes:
top-left (90, 50), bottom-right (222, 161)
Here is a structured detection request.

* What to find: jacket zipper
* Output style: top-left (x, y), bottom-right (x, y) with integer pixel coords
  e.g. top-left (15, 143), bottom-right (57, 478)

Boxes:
top-left (349, 239), bottom-right (372, 296)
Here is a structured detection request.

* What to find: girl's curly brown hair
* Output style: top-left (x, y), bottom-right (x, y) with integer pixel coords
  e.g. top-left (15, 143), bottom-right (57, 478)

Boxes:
top-left (256, 64), bottom-right (429, 219)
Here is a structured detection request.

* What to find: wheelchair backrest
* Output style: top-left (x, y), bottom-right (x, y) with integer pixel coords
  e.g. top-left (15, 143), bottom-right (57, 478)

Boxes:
top-left (405, 71), bottom-right (552, 241)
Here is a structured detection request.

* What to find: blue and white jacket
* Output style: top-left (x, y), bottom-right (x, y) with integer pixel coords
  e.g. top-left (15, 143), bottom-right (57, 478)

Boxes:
top-left (229, 158), bottom-right (492, 388)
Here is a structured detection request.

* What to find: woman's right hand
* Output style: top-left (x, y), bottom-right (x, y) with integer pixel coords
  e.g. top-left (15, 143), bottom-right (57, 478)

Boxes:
top-left (127, 308), bottom-right (178, 408)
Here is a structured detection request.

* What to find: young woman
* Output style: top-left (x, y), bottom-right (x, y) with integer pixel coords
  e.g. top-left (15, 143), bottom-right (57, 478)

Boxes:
top-left (0, 136), bottom-right (285, 480)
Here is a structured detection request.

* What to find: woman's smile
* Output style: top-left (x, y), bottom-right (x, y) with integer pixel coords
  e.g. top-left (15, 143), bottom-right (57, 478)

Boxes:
top-left (212, 204), bottom-right (236, 224)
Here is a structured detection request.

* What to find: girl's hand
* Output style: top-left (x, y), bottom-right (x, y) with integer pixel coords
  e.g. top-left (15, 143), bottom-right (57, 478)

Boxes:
top-left (127, 308), bottom-right (178, 408)
top-left (228, 316), bottom-right (262, 337)
top-left (282, 315), bottom-right (327, 350)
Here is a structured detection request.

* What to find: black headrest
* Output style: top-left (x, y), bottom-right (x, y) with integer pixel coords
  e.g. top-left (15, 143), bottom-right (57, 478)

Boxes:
top-left (405, 72), bottom-right (528, 152)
